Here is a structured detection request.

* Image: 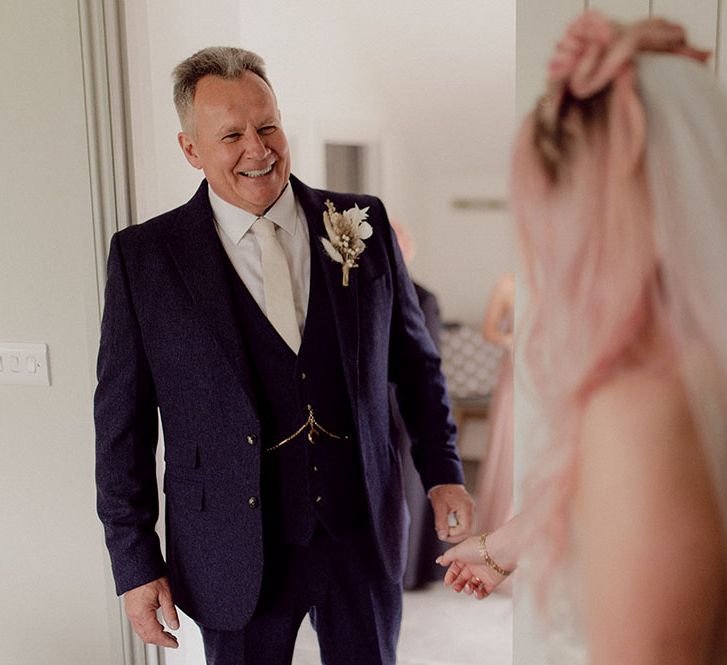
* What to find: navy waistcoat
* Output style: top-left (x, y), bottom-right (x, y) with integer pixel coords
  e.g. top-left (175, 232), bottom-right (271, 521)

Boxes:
top-left (221, 229), bottom-right (368, 544)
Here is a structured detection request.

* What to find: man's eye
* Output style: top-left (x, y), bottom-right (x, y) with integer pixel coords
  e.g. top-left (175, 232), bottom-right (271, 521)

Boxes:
top-left (223, 133), bottom-right (241, 141)
top-left (259, 126), bottom-right (276, 136)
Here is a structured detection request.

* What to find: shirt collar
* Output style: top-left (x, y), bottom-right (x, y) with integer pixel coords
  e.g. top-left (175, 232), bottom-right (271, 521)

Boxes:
top-left (208, 182), bottom-right (299, 245)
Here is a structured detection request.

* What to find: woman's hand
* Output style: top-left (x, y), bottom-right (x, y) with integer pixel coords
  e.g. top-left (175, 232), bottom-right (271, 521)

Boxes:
top-left (440, 559), bottom-right (508, 599)
top-left (437, 517), bottom-right (524, 599)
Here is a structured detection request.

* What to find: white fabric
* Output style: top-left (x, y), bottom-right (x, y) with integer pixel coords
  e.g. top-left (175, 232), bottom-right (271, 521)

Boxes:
top-left (209, 183), bottom-right (310, 334)
top-left (638, 53), bottom-right (727, 542)
top-left (251, 217), bottom-right (302, 353)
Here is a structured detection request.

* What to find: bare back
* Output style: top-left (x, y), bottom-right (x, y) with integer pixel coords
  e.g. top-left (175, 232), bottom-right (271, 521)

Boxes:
top-left (575, 364), bottom-right (727, 665)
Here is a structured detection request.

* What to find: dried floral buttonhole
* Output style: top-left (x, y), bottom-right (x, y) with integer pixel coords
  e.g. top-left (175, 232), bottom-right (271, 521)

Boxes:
top-left (320, 200), bottom-right (373, 286)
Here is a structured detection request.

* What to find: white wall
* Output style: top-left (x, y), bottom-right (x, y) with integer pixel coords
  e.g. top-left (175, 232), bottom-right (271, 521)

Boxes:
top-left (0, 1), bottom-right (117, 663)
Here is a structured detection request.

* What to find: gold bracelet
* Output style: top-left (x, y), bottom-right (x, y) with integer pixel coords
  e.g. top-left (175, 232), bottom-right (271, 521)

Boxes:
top-left (478, 532), bottom-right (512, 577)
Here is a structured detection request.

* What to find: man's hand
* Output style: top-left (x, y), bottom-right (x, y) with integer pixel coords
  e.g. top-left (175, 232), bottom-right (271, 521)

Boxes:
top-left (428, 483), bottom-right (474, 542)
top-left (124, 576), bottom-right (180, 648)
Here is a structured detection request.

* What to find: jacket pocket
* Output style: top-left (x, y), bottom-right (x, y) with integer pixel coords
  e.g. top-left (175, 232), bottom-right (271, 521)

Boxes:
top-left (163, 473), bottom-right (204, 511)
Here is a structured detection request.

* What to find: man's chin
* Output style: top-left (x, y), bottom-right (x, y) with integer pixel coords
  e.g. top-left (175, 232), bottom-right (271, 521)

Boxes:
top-left (235, 182), bottom-right (286, 212)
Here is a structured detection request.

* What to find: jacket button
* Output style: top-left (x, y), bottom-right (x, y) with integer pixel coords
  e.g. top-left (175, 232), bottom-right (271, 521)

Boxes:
top-left (248, 496), bottom-right (259, 509)
top-left (246, 434), bottom-right (256, 446)
top-left (314, 495), bottom-right (322, 503)
top-left (300, 372), bottom-right (307, 380)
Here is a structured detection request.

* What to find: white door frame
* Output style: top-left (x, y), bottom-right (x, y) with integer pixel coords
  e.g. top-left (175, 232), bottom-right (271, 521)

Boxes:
top-left (77, 0), bottom-right (159, 663)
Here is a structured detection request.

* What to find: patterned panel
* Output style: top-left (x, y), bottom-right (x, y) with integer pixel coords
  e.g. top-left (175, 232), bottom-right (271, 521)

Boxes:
top-left (440, 324), bottom-right (505, 400)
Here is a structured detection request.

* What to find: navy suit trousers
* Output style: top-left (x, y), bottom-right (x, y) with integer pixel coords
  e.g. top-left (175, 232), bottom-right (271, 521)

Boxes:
top-left (198, 525), bottom-right (403, 665)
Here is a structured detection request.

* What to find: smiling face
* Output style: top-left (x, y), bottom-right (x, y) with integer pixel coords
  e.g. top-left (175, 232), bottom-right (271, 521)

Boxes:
top-left (177, 72), bottom-right (291, 215)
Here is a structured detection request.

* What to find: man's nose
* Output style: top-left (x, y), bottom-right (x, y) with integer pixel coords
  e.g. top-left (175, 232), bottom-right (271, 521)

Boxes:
top-left (242, 131), bottom-right (270, 160)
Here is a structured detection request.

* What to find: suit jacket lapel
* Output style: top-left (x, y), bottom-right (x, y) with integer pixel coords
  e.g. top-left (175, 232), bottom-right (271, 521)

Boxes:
top-left (292, 176), bottom-right (361, 413)
top-left (165, 181), bottom-right (256, 403)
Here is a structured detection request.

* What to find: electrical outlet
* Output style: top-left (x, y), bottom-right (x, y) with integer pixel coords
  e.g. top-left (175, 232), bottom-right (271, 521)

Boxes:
top-left (0, 343), bottom-right (51, 386)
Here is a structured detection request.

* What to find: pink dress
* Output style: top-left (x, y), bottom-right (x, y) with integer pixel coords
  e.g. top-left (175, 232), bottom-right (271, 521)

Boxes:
top-left (474, 350), bottom-right (513, 533)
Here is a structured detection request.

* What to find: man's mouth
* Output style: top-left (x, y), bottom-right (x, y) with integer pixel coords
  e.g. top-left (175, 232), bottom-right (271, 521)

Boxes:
top-left (239, 163), bottom-right (275, 178)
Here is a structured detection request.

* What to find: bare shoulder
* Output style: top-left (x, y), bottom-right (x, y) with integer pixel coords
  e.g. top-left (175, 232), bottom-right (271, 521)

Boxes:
top-left (581, 365), bottom-right (696, 458)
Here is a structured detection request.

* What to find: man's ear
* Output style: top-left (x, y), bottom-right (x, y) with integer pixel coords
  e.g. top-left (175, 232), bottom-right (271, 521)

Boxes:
top-left (178, 132), bottom-right (203, 169)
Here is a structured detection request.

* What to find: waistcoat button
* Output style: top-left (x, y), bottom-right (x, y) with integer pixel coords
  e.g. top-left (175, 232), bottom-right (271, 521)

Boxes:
top-left (248, 496), bottom-right (259, 509)
top-left (246, 434), bottom-right (256, 446)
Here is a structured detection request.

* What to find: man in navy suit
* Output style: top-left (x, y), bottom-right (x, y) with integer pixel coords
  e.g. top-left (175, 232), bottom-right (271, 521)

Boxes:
top-left (95, 47), bottom-right (473, 665)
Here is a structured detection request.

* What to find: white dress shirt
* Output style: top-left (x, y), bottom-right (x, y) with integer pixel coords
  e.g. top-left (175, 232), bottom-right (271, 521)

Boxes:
top-left (209, 183), bottom-right (311, 334)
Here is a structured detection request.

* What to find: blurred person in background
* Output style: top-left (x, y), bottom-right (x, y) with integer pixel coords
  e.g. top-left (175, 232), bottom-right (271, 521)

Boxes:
top-left (391, 220), bottom-right (448, 590)
top-left (474, 272), bottom-right (514, 539)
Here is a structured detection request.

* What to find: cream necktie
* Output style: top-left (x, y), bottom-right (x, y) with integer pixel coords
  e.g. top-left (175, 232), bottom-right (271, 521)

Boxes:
top-left (251, 217), bottom-right (302, 353)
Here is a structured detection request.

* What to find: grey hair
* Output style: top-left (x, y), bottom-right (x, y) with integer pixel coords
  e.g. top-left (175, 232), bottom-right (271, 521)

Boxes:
top-left (172, 47), bottom-right (273, 132)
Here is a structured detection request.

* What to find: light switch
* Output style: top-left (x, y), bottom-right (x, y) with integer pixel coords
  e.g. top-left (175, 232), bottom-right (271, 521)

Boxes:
top-left (0, 343), bottom-right (50, 386)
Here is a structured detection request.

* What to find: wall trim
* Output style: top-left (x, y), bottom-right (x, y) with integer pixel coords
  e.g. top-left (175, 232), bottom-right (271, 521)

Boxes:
top-left (78, 0), bottom-right (134, 310)
top-left (77, 1), bottom-right (158, 664)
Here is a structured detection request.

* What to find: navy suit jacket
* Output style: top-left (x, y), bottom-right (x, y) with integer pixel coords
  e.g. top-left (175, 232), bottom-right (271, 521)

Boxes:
top-left (95, 175), bottom-right (463, 630)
